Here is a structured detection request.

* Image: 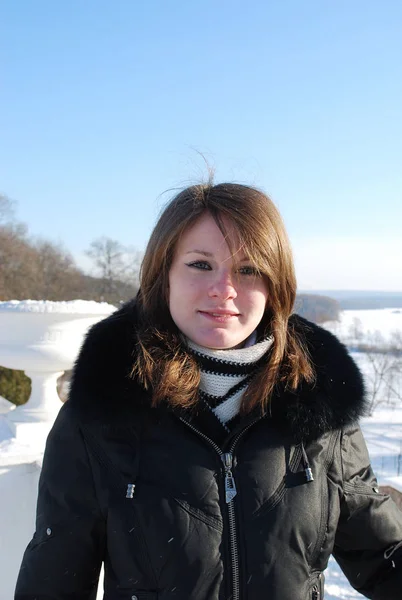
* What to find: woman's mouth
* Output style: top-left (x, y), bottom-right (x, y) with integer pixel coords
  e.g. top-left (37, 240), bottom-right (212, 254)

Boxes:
top-left (198, 311), bottom-right (239, 322)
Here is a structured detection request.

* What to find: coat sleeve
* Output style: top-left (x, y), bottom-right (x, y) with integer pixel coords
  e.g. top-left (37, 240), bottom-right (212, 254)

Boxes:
top-left (333, 425), bottom-right (402, 600)
top-left (15, 402), bottom-right (106, 600)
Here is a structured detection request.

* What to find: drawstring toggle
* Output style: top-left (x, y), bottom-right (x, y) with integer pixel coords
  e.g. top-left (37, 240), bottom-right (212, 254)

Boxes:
top-left (301, 443), bottom-right (314, 482)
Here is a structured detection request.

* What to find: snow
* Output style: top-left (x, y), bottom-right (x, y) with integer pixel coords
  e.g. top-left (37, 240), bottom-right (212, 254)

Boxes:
top-left (0, 299), bottom-right (117, 314)
top-left (360, 406), bottom-right (402, 493)
top-left (0, 395), bottom-right (15, 414)
top-left (0, 411), bottom-right (53, 467)
top-left (323, 307), bottom-right (402, 345)
top-left (321, 309), bottom-right (402, 597)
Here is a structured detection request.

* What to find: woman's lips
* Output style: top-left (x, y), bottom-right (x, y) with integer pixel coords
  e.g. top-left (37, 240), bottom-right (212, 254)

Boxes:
top-left (198, 311), bottom-right (239, 322)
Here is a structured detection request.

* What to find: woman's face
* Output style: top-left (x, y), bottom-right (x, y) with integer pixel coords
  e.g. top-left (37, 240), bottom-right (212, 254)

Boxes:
top-left (168, 213), bottom-right (269, 349)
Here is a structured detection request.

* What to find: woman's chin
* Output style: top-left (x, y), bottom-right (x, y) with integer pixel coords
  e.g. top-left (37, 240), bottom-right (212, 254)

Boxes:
top-left (189, 330), bottom-right (247, 350)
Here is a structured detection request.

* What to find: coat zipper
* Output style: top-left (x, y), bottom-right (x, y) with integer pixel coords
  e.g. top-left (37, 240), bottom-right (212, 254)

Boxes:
top-left (311, 585), bottom-right (320, 599)
top-left (311, 571), bottom-right (324, 599)
top-left (180, 416), bottom-right (261, 600)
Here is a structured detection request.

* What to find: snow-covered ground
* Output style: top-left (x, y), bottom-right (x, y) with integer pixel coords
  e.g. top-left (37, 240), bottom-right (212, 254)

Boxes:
top-left (322, 309), bottom-right (402, 598)
top-left (323, 307), bottom-right (402, 345)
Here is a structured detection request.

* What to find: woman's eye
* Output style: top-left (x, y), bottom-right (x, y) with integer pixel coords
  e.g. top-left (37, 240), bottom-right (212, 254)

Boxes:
top-left (186, 261), bottom-right (211, 270)
top-left (239, 265), bottom-right (259, 276)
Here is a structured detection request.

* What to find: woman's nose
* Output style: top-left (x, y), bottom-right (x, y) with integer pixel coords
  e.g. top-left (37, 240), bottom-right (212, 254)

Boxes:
top-left (208, 271), bottom-right (237, 300)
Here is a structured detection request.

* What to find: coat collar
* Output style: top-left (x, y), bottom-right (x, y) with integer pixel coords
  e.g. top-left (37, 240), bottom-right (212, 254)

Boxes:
top-left (69, 300), bottom-right (367, 442)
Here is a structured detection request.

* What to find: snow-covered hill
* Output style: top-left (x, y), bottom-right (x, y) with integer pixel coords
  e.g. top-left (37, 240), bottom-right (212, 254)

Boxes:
top-left (323, 307), bottom-right (402, 345)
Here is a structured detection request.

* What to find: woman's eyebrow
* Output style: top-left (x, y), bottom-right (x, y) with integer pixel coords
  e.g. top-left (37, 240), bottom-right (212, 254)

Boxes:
top-left (185, 249), bottom-right (250, 262)
top-left (185, 250), bottom-right (214, 257)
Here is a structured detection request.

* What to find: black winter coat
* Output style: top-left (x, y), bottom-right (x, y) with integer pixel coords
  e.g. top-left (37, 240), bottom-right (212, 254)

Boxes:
top-left (15, 302), bottom-right (402, 600)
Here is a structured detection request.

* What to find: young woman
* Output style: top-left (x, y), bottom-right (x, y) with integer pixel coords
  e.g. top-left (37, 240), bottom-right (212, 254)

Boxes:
top-left (16, 183), bottom-right (402, 600)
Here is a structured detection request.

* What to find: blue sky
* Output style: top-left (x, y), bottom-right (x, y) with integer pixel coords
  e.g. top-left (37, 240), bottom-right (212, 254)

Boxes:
top-left (1, 0), bottom-right (401, 290)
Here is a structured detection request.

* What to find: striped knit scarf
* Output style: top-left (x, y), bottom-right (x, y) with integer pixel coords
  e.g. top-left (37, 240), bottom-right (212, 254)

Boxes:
top-left (186, 334), bottom-right (273, 435)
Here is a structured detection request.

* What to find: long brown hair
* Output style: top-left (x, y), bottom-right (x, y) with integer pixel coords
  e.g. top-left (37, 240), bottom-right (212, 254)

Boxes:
top-left (133, 181), bottom-right (314, 413)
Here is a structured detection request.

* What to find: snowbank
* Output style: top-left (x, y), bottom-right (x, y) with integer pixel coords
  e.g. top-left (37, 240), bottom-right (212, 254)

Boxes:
top-left (0, 299), bottom-right (116, 314)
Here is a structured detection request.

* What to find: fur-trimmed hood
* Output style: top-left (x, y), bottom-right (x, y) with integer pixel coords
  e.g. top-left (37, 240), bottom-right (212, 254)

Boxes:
top-left (69, 300), bottom-right (367, 442)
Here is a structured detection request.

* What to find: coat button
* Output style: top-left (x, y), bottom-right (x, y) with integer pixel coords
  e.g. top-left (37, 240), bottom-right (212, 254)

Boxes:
top-left (131, 596), bottom-right (138, 600)
top-left (46, 528), bottom-right (52, 535)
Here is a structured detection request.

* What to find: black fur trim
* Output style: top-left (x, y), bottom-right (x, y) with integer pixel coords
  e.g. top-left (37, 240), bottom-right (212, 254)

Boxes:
top-left (69, 301), bottom-right (367, 440)
top-left (270, 315), bottom-right (368, 442)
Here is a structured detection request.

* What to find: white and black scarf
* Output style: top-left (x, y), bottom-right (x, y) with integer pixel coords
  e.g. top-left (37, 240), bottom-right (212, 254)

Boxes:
top-left (186, 334), bottom-right (273, 442)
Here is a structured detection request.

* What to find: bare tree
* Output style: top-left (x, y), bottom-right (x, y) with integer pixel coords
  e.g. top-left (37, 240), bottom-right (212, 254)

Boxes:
top-left (0, 194), bottom-right (36, 300)
top-left (364, 331), bottom-right (402, 414)
top-left (388, 330), bottom-right (402, 401)
top-left (121, 245), bottom-right (143, 288)
top-left (0, 224), bottom-right (37, 300)
top-left (85, 236), bottom-right (128, 297)
top-left (85, 236), bottom-right (142, 301)
top-left (0, 194), bottom-right (16, 224)
top-left (348, 317), bottom-right (365, 343)
top-left (34, 239), bottom-right (82, 300)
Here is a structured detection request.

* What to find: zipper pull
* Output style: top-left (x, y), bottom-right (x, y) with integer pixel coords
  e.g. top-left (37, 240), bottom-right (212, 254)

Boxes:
top-left (221, 453), bottom-right (237, 503)
top-left (301, 443), bottom-right (314, 482)
top-left (126, 483), bottom-right (136, 498)
top-left (312, 585), bottom-right (320, 599)
top-left (305, 467), bottom-right (314, 482)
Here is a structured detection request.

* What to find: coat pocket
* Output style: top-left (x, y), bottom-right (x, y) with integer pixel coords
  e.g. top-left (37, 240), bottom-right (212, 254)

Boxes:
top-left (251, 444), bottom-right (303, 520)
top-left (29, 515), bottom-right (82, 549)
top-left (344, 480), bottom-right (387, 497)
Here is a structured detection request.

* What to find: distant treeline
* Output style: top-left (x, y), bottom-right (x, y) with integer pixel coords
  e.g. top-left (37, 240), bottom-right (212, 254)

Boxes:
top-left (299, 290), bottom-right (402, 311)
top-left (294, 294), bottom-right (340, 323)
top-left (0, 195), bottom-right (139, 305)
